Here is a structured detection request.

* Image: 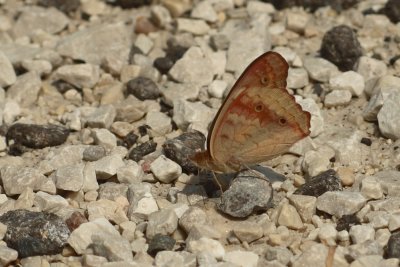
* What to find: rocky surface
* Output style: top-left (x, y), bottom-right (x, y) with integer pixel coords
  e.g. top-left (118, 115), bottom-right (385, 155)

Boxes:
top-left (0, 0), bottom-right (399, 266)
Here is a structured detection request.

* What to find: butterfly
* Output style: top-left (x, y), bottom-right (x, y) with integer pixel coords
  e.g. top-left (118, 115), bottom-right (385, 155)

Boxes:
top-left (191, 51), bottom-right (311, 173)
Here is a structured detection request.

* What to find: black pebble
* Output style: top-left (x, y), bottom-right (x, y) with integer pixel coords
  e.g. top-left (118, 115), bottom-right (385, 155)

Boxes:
top-left (153, 57), bottom-right (174, 75)
top-left (138, 125), bottom-right (150, 136)
top-left (269, 0), bottom-right (359, 12)
top-left (294, 169), bottom-right (342, 197)
top-left (6, 123), bottom-right (69, 149)
top-left (383, 0), bottom-right (400, 24)
top-left (360, 137), bottom-right (372, 146)
top-left (129, 140), bottom-right (157, 162)
top-left (386, 231), bottom-right (400, 259)
top-left (148, 234), bottom-right (176, 256)
top-left (336, 214), bottom-right (360, 231)
top-left (38, 0), bottom-right (80, 13)
top-left (123, 131), bottom-right (139, 148)
top-left (320, 25), bottom-right (363, 71)
top-left (126, 77), bottom-right (160, 101)
top-left (163, 131), bottom-right (206, 173)
top-left (108, 0), bottom-right (151, 8)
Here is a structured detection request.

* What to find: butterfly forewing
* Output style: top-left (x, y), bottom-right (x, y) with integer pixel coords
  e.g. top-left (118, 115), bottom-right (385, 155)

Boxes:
top-left (208, 51), bottom-right (311, 168)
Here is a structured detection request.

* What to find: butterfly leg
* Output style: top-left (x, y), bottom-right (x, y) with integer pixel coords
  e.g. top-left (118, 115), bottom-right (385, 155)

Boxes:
top-left (240, 163), bottom-right (269, 181)
top-left (211, 171), bottom-right (224, 194)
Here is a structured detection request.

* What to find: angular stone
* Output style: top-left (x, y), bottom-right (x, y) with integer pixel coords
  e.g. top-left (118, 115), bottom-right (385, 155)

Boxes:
top-left (0, 50), bottom-right (16, 87)
top-left (287, 68), bottom-right (308, 89)
top-left (116, 160), bottom-right (144, 184)
top-left (83, 145), bottom-right (106, 161)
top-left (176, 18), bottom-right (210, 35)
top-left (226, 29), bottom-right (271, 77)
top-left (224, 251), bottom-right (259, 267)
top-left (317, 191), bottom-right (366, 217)
top-left (93, 155), bottom-right (125, 180)
top-left (51, 163), bottom-right (84, 192)
top-left (91, 128), bottom-right (117, 151)
top-left (34, 191), bottom-right (69, 212)
top-left (7, 72), bottom-right (41, 107)
top-left (54, 63), bottom-right (100, 88)
top-left (0, 246), bottom-right (18, 266)
top-left (146, 111), bottom-right (172, 137)
top-left (191, 1), bottom-right (218, 22)
top-left (178, 206), bottom-right (208, 234)
top-left (277, 203), bottom-right (303, 230)
top-left (187, 237), bottom-right (225, 260)
top-left (172, 99), bottom-right (214, 132)
top-left (186, 224), bottom-right (221, 243)
top-left (169, 47), bottom-right (214, 86)
top-left (324, 90), bottom-right (352, 107)
top-left (1, 166), bottom-right (55, 196)
top-left (303, 56), bottom-right (339, 82)
top-left (218, 173), bottom-right (272, 218)
top-left (373, 170), bottom-right (400, 197)
top-left (360, 176), bottom-right (384, 200)
top-left (349, 224), bottom-right (375, 244)
top-left (378, 91), bottom-right (400, 140)
top-left (85, 105), bottom-right (116, 129)
top-left (57, 23), bottom-right (131, 65)
top-left (21, 59), bottom-right (52, 76)
top-left (150, 155), bottom-right (182, 183)
top-left (13, 6), bottom-right (68, 37)
top-left (288, 194), bottom-right (316, 223)
top-left (154, 251), bottom-right (183, 267)
top-left (233, 221), bottom-right (263, 243)
top-left (146, 209), bottom-right (178, 239)
top-left (355, 56), bottom-right (387, 95)
top-left (161, 81), bottom-right (201, 107)
top-left (115, 95), bottom-right (145, 123)
top-left (87, 199), bottom-right (128, 225)
top-left (329, 71), bottom-right (365, 96)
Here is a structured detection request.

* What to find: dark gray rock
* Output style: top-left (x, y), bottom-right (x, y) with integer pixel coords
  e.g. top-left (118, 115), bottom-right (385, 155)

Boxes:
top-left (38, 0), bottom-right (80, 13)
top-left (83, 145), bottom-right (106, 161)
top-left (336, 214), bottom-right (360, 231)
top-left (148, 234), bottom-right (176, 256)
top-left (163, 131), bottom-right (205, 173)
top-left (320, 25), bottom-right (363, 71)
top-left (218, 171), bottom-right (273, 218)
top-left (386, 231), bottom-right (400, 259)
top-left (128, 140), bottom-right (157, 162)
top-left (383, 0), bottom-right (400, 23)
top-left (123, 131), bottom-right (139, 148)
top-left (6, 123), bottom-right (69, 149)
top-left (126, 77), bottom-right (160, 100)
top-left (294, 169), bottom-right (342, 197)
top-left (269, 0), bottom-right (359, 12)
top-left (153, 57), bottom-right (174, 75)
top-left (0, 210), bottom-right (70, 258)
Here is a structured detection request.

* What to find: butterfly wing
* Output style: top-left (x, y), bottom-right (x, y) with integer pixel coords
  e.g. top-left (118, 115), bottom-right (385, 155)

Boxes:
top-left (208, 51), bottom-right (311, 169)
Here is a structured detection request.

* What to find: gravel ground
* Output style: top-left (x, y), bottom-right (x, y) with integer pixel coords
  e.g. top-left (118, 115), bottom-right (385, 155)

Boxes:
top-left (0, 0), bottom-right (400, 266)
